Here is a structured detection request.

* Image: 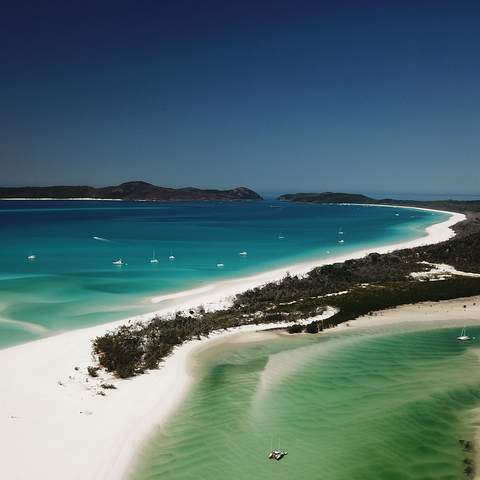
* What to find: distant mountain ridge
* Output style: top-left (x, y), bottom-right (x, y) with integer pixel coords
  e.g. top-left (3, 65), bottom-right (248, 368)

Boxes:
top-left (0, 181), bottom-right (263, 201)
top-left (278, 192), bottom-right (480, 213)
top-left (278, 192), bottom-right (374, 203)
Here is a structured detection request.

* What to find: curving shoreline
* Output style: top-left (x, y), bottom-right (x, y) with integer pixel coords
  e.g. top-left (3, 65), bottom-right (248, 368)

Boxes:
top-left (0, 206), bottom-right (466, 480)
top-left (148, 206), bottom-right (464, 313)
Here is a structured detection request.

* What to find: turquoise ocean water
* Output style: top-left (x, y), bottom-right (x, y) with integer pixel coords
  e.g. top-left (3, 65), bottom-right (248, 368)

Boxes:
top-left (0, 200), bottom-right (447, 348)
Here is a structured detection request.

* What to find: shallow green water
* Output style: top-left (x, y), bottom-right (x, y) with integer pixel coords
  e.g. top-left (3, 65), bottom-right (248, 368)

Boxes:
top-left (132, 326), bottom-right (480, 480)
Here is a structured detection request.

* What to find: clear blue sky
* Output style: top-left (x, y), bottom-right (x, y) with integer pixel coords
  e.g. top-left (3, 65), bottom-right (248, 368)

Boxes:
top-left (1, 0), bottom-right (479, 194)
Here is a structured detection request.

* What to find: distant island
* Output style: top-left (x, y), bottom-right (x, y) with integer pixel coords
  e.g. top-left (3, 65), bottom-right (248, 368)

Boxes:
top-left (278, 192), bottom-right (480, 213)
top-left (0, 181), bottom-right (263, 202)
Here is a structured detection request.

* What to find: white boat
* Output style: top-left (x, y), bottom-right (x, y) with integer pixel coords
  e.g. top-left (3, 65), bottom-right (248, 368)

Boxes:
top-left (239, 251), bottom-right (248, 256)
top-left (268, 449), bottom-right (288, 461)
top-left (112, 259), bottom-right (124, 266)
top-left (338, 228), bottom-right (344, 235)
top-left (216, 263), bottom-right (224, 268)
top-left (268, 437), bottom-right (288, 461)
top-left (150, 250), bottom-right (159, 264)
top-left (457, 326), bottom-right (471, 341)
top-left (338, 239), bottom-right (344, 244)
top-left (278, 234), bottom-right (285, 240)
top-left (27, 254), bottom-right (36, 261)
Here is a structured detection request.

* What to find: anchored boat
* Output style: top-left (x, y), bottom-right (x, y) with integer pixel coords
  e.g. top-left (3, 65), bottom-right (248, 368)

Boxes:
top-left (150, 249), bottom-right (159, 264)
top-left (268, 438), bottom-right (288, 461)
top-left (268, 449), bottom-right (288, 461)
top-left (457, 326), bottom-right (471, 341)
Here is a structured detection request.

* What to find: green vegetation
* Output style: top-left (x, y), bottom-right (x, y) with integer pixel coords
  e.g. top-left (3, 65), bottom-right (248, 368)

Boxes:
top-left (92, 310), bottom-right (288, 378)
top-left (0, 181), bottom-right (263, 201)
top-left (286, 324), bottom-right (304, 334)
top-left (305, 321), bottom-right (320, 334)
top-left (100, 383), bottom-right (117, 390)
top-left (92, 218), bottom-right (480, 379)
top-left (324, 278), bottom-right (480, 325)
top-left (87, 366), bottom-right (99, 377)
top-left (278, 192), bottom-right (480, 214)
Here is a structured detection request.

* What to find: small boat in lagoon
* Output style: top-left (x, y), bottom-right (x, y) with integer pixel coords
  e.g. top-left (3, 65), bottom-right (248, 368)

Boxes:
top-left (457, 326), bottom-right (472, 341)
top-left (27, 254), bottom-right (36, 261)
top-left (216, 263), bottom-right (224, 268)
top-left (268, 438), bottom-right (288, 461)
top-left (268, 449), bottom-right (288, 461)
top-left (239, 251), bottom-right (248, 256)
top-left (112, 259), bottom-right (124, 266)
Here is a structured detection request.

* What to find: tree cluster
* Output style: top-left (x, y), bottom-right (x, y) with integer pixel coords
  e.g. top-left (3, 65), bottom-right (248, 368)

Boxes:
top-left (92, 223), bottom-right (480, 379)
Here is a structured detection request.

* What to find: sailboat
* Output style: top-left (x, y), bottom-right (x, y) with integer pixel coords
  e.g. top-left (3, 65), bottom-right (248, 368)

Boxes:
top-left (112, 259), bottom-right (124, 266)
top-left (27, 254), bottom-right (36, 261)
top-left (150, 249), bottom-right (159, 264)
top-left (168, 250), bottom-right (175, 261)
top-left (268, 437), bottom-right (288, 461)
top-left (457, 326), bottom-right (471, 341)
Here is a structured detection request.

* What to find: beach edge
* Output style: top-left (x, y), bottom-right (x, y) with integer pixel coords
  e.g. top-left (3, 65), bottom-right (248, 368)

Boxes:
top-left (0, 205), bottom-right (465, 480)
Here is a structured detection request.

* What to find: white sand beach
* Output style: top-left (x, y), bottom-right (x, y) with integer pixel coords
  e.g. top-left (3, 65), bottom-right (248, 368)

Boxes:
top-left (0, 207), bottom-right (468, 479)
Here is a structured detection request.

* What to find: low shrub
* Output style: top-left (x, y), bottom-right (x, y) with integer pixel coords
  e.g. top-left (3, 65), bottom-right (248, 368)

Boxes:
top-left (305, 321), bottom-right (319, 334)
top-left (100, 383), bottom-right (117, 390)
top-left (287, 324), bottom-right (304, 334)
top-left (87, 366), bottom-right (99, 377)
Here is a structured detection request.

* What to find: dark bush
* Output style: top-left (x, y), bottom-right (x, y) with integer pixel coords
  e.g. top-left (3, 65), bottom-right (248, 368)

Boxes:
top-left (305, 321), bottom-right (319, 334)
top-left (90, 221), bottom-right (480, 379)
top-left (87, 366), bottom-right (99, 377)
top-left (100, 383), bottom-right (117, 390)
top-left (287, 324), bottom-right (304, 334)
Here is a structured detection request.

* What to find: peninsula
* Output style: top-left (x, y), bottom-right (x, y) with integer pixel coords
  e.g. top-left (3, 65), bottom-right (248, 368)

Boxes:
top-left (278, 192), bottom-right (480, 213)
top-left (1, 203), bottom-right (478, 480)
top-left (0, 181), bottom-right (263, 202)
top-left (91, 207), bottom-right (480, 378)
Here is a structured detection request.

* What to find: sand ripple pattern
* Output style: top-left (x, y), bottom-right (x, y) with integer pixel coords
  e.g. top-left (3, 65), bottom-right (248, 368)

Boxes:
top-left (132, 326), bottom-right (480, 480)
